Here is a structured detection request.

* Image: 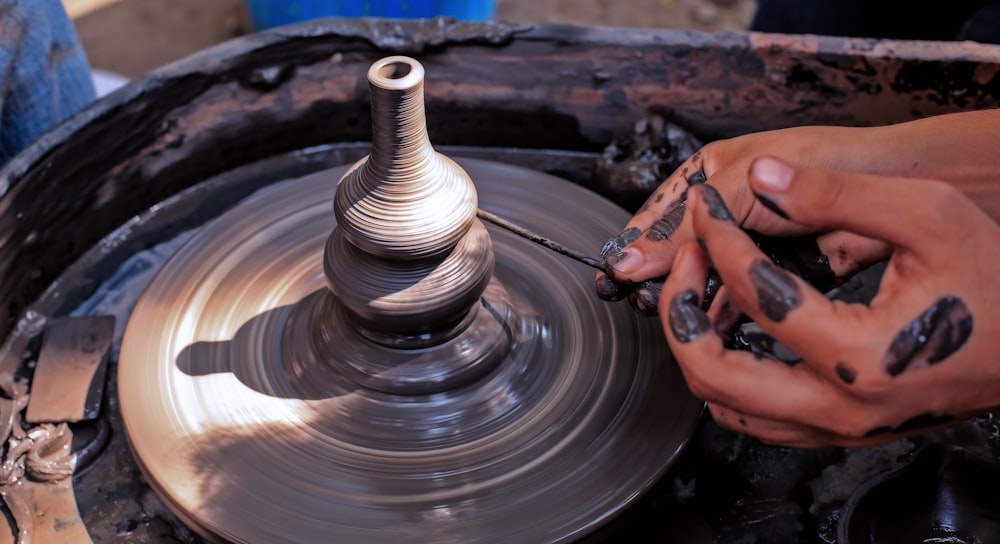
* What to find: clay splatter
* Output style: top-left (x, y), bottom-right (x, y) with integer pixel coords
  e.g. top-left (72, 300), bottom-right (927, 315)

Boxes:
top-left (669, 290), bottom-right (711, 343)
top-left (749, 259), bottom-right (801, 322)
top-left (883, 296), bottom-right (973, 377)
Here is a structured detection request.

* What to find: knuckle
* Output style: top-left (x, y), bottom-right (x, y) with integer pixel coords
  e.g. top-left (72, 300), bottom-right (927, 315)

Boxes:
top-left (813, 169), bottom-right (850, 212)
top-left (927, 181), bottom-right (967, 210)
top-left (920, 181), bottom-right (970, 232)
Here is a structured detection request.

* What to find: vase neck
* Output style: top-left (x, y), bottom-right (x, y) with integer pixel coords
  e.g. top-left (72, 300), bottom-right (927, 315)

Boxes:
top-left (367, 58), bottom-right (434, 180)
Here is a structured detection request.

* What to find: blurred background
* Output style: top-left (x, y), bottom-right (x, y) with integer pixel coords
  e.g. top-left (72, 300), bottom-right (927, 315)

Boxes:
top-left (62, 0), bottom-right (757, 79)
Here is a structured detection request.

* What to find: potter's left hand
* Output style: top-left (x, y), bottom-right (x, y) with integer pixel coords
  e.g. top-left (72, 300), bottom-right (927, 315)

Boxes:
top-left (661, 157), bottom-right (1000, 448)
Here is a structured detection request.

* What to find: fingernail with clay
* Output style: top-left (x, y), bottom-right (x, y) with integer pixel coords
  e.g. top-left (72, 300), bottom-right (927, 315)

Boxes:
top-left (634, 280), bottom-right (663, 315)
top-left (595, 274), bottom-right (627, 301)
top-left (750, 157), bottom-right (793, 192)
top-left (607, 249), bottom-right (645, 274)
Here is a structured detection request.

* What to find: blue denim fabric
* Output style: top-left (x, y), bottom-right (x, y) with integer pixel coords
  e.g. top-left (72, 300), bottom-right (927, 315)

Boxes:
top-left (0, 0), bottom-right (96, 166)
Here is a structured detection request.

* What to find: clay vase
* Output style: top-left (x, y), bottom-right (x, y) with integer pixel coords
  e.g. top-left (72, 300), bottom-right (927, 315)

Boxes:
top-left (323, 56), bottom-right (494, 342)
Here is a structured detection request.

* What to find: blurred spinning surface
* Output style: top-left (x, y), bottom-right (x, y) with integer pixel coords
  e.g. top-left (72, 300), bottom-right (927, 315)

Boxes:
top-left (118, 158), bottom-right (702, 543)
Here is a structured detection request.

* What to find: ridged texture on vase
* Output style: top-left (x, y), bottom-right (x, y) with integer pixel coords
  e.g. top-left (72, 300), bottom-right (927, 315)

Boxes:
top-left (334, 56), bottom-right (479, 259)
top-left (324, 56), bottom-right (493, 337)
top-left (324, 219), bottom-right (495, 334)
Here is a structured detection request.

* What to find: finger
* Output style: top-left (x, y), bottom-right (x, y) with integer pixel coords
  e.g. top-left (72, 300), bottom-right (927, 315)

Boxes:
top-left (627, 278), bottom-right (664, 316)
top-left (661, 269), bottom-right (869, 432)
top-left (687, 183), bottom-right (886, 382)
top-left (710, 402), bottom-right (896, 449)
top-left (816, 230), bottom-right (891, 279)
top-left (707, 403), bottom-right (853, 448)
top-left (594, 271), bottom-right (630, 302)
top-left (595, 223), bottom-right (647, 301)
top-left (751, 230), bottom-right (891, 294)
top-left (707, 402), bottom-right (817, 446)
top-left (705, 286), bottom-right (748, 347)
top-left (601, 149), bottom-right (716, 283)
top-left (609, 161), bottom-right (820, 284)
top-left (607, 163), bottom-right (693, 256)
top-left (747, 156), bottom-right (966, 252)
top-left (604, 192), bottom-right (691, 283)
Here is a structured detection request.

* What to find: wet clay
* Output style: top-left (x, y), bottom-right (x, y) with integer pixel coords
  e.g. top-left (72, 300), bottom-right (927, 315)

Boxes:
top-left (0, 367), bottom-right (91, 544)
top-left (592, 115), bottom-right (702, 211)
top-left (669, 290), bottom-right (711, 343)
top-left (882, 296), bottom-right (973, 377)
top-left (749, 259), bottom-right (802, 322)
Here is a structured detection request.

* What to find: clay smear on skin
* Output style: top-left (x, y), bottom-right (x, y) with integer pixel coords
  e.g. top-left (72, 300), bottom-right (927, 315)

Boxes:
top-left (601, 227), bottom-right (641, 258)
top-left (669, 290), bottom-right (711, 343)
top-left (882, 296), bottom-right (973, 377)
top-left (647, 200), bottom-right (686, 242)
top-left (748, 259), bottom-right (801, 322)
top-left (700, 184), bottom-right (733, 221)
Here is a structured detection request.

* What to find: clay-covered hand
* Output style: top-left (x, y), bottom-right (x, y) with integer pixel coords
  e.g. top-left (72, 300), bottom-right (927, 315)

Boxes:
top-left (595, 124), bottom-right (890, 315)
top-left (661, 157), bottom-right (1000, 448)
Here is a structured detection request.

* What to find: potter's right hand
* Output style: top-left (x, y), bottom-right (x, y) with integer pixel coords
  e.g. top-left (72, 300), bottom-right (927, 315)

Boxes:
top-left (661, 158), bottom-right (1000, 447)
top-left (594, 124), bottom-right (887, 314)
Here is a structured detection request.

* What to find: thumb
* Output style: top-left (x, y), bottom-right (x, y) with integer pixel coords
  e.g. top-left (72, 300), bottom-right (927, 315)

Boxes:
top-left (747, 156), bottom-right (961, 251)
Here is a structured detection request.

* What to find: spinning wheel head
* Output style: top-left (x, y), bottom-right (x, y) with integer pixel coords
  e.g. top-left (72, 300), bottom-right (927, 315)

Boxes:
top-left (117, 56), bottom-right (702, 543)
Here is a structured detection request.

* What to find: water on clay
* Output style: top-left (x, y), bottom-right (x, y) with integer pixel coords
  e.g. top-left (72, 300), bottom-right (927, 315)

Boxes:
top-left (0, 145), bottom-right (702, 543)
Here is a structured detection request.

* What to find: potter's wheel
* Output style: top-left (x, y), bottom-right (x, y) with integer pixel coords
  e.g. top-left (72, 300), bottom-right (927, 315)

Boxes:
top-left (118, 157), bottom-right (701, 543)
